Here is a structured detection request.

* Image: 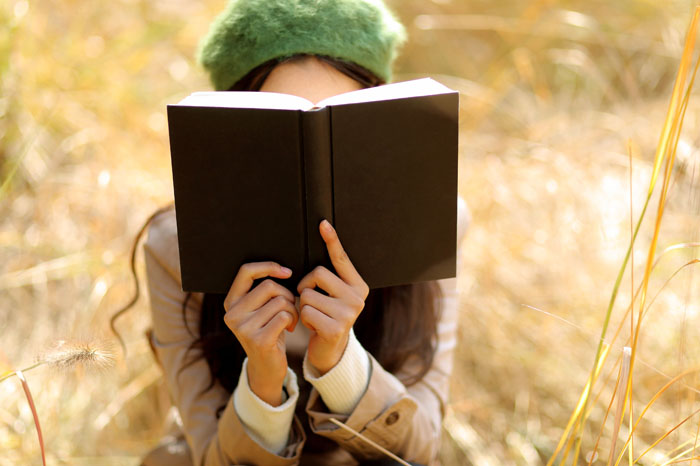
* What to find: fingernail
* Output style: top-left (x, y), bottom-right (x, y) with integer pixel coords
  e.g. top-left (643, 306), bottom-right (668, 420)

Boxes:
top-left (281, 267), bottom-right (292, 275)
top-left (322, 219), bottom-right (333, 231)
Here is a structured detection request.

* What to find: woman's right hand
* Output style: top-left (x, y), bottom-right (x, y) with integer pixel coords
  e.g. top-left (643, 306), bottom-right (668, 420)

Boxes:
top-left (223, 261), bottom-right (297, 406)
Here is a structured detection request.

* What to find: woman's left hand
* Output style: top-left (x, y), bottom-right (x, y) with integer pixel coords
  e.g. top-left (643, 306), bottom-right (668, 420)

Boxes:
top-left (297, 219), bottom-right (370, 375)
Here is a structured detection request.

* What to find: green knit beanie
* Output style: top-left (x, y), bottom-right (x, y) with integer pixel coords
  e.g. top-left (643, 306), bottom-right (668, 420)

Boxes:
top-left (196, 0), bottom-right (407, 91)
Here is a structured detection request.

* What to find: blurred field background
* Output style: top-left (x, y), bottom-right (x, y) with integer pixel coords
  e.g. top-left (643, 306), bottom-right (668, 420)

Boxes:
top-left (1, 0), bottom-right (699, 464)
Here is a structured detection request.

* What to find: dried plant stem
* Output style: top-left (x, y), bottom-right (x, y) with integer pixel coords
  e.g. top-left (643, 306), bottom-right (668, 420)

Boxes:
top-left (634, 406), bottom-right (700, 464)
top-left (16, 370), bottom-right (46, 466)
top-left (0, 361), bottom-right (47, 383)
top-left (563, 137), bottom-right (653, 466)
top-left (691, 417), bottom-right (700, 466)
top-left (613, 367), bottom-right (700, 466)
top-left (549, 7), bottom-right (700, 464)
top-left (328, 417), bottom-right (410, 466)
top-left (547, 344), bottom-right (611, 465)
top-left (0, 338), bottom-right (115, 385)
top-left (624, 25), bottom-right (700, 466)
top-left (627, 141), bottom-right (635, 466)
top-left (587, 356), bottom-right (623, 466)
top-left (608, 347), bottom-right (631, 465)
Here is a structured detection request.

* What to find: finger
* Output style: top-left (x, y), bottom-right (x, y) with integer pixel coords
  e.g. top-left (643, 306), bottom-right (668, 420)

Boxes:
top-left (258, 311), bottom-right (292, 347)
top-left (240, 295), bottom-right (298, 333)
top-left (299, 287), bottom-right (352, 322)
top-left (224, 279), bottom-right (295, 330)
top-left (237, 278), bottom-right (295, 315)
top-left (299, 304), bottom-right (343, 341)
top-left (319, 220), bottom-right (367, 293)
top-left (224, 262), bottom-right (292, 308)
top-left (296, 265), bottom-right (347, 298)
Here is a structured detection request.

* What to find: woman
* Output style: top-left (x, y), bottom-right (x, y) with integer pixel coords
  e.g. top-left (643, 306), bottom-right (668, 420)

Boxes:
top-left (131, 1), bottom-right (469, 465)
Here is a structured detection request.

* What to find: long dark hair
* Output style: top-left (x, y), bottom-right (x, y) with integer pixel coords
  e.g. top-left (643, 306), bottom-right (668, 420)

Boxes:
top-left (111, 54), bottom-right (443, 410)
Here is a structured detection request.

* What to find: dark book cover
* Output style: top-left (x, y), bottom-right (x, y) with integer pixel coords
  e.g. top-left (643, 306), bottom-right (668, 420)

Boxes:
top-left (166, 78), bottom-right (459, 294)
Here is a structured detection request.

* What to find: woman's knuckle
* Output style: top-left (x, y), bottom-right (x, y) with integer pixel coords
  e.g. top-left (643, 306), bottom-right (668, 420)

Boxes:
top-left (260, 278), bottom-right (276, 292)
top-left (350, 293), bottom-right (365, 310)
top-left (360, 283), bottom-right (369, 298)
top-left (272, 295), bottom-right (288, 308)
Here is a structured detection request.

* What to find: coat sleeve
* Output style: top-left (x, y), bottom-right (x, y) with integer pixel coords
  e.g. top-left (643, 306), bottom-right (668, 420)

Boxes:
top-left (304, 195), bottom-right (470, 464)
top-left (143, 209), bottom-right (306, 466)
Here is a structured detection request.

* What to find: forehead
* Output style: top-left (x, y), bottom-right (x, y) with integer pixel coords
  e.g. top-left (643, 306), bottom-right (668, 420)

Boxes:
top-left (259, 56), bottom-right (363, 104)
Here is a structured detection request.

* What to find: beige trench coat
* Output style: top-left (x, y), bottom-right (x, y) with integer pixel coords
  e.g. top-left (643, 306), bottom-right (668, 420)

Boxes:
top-left (141, 200), bottom-right (468, 466)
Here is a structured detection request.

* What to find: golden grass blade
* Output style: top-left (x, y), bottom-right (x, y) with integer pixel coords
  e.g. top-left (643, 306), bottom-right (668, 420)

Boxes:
top-left (0, 362), bottom-right (46, 383)
top-left (626, 23), bottom-right (700, 451)
top-left (627, 139), bottom-right (636, 466)
top-left (669, 457), bottom-right (700, 465)
top-left (628, 382), bottom-right (634, 466)
top-left (692, 417), bottom-right (700, 466)
top-left (634, 406), bottom-right (700, 464)
top-left (655, 439), bottom-right (698, 466)
top-left (16, 370), bottom-right (46, 466)
top-left (628, 140), bottom-right (635, 360)
top-left (646, 6), bottom-right (700, 194)
top-left (328, 418), bottom-right (411, 466)
top-left (633, 6), bottom-right (700, 336)
top-left (587, 353), bottom-right (624, 466)
top-left (608, 347), bottom-right (632, 466)
top-left (547, 344), bottom-right (611, 466)
top-left (652, 243), bottom-right (700, 269)
top-left (613, 368), bottom-right (700, 466)
top-left (556, 9), bottom-right (700, 466)
top-left (641, 260), bottom-right (700, 322)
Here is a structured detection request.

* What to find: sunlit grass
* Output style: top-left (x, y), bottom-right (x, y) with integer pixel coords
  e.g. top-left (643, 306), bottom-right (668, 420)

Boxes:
top-left (1, 0), bottom-right (698, 464)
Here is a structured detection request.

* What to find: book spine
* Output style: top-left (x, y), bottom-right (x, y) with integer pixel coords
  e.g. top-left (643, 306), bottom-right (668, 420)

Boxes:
top-left (301, 108), bottom-right (334, 273)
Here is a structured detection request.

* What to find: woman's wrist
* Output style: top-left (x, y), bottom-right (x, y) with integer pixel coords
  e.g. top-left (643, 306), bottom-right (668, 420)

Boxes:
top-left (234, 358), bottom-right (300, 454)
top-left (304, 328), bottom-right (370, 415)
top-left (309, 332), bottom-right (350, 375)
top-left (247, 358), bottom-right (286, 406)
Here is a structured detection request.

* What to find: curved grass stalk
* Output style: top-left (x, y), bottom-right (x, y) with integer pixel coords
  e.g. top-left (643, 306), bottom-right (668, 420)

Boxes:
top-left (580, 258), bottom-right (700, 466)
top-left (691, 416), bottom-right (700, 466)
top-left (634, 406), bottom-right (700, 464)
top-left (587, 352), bottom-right (625, 466)
top-left (625, 39), bottom-right (700, 463)
top-left (546, 344), bottom-right (611, 465)
top-left (641, 260), bottom-right (700, 323)
top-left (613, 367), bottom-right (700, 466)
top-left (0, 361), bottom-right (47, 383)
top-left (16, 370), bottom-right (46, 466)
top-left (548, 8), bottom-right (700, 464)
top-left (654, 438), bottom-right (697, 465)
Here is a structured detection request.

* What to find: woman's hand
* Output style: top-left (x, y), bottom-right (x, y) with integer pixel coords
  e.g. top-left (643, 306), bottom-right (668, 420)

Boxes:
top-left (223, 262), bottom-right (297, 406)
top-left (297, 219), bottom-right (370, 375)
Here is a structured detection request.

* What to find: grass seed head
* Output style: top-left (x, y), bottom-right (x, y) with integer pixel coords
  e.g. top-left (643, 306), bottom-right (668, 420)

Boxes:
top-left (36, 338), bottom-right (115, 373)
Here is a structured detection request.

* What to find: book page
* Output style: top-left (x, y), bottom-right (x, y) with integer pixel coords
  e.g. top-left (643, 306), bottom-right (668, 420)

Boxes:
top-left (177, 91), bottom-right (314, 111)
top-left (316, 78), bottom-right (454, 107)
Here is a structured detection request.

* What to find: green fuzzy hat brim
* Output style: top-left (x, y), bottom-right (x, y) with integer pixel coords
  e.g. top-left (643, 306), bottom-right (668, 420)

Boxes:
top-left (196, 0), bottom-right (407, 91)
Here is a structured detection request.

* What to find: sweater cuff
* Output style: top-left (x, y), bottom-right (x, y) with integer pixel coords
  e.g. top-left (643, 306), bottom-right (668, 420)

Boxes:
top-left (233, 358), bottom-right (298, 455)
top-left (303, 327), bottom-right (370, 415)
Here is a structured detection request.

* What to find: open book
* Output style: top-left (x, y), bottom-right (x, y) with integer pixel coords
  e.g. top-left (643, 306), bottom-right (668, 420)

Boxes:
top-left (167, 78), bottom-right (459, 294)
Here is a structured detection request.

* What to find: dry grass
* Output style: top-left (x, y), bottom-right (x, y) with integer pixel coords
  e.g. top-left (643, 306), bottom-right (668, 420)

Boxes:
top-left (1, 0), bottom-right (699, 464)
